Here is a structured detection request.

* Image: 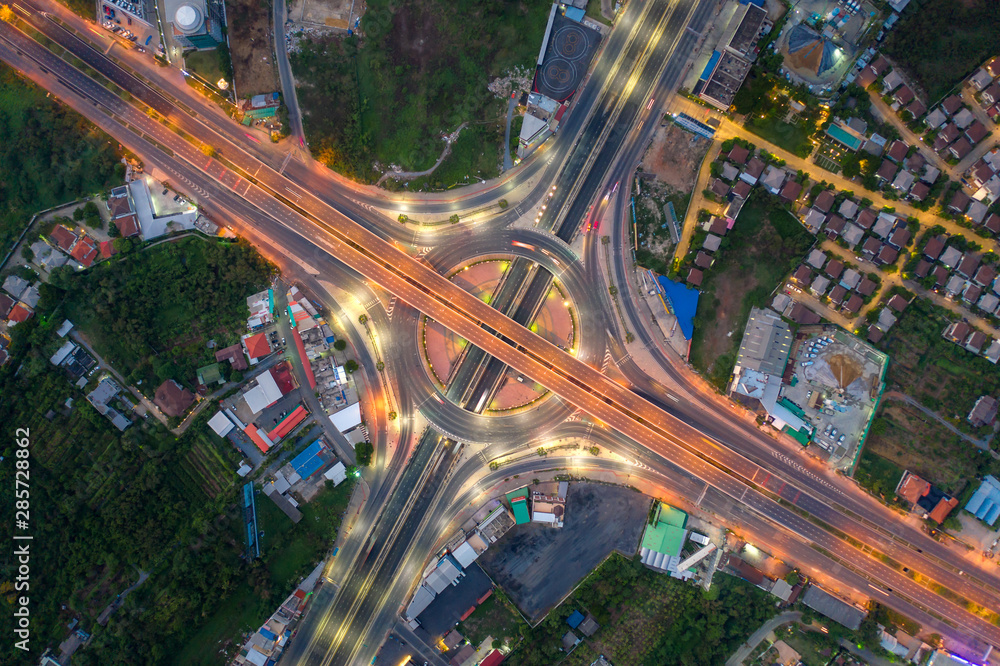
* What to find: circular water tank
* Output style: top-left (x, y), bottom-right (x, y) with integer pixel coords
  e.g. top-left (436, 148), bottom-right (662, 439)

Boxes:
top-left (174, 3), bottom-right (203, 33)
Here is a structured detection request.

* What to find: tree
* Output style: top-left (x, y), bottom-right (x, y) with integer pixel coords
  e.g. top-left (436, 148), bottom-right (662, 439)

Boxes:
top-left (333, 339), bottom-right (347, 351)
top-left (344, 359), bottom-right (359, 374)
top-left (498, 199), bottom-right (508, 209)
top-left (355, 440), bottom-right (374, 466)
top-left (73, 206), bottom-right (85, 221)
top-left (449, 214), bottom-right (459, 224)
top-left (397, 213), bottom-right (408, 224)
top-left (82, 201), bottom-right (102, 229)
top-left (21, 245), bottom-right (34, 263)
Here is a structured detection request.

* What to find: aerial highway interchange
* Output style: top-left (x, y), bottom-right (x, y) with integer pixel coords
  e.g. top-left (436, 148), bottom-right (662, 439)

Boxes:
top-left (3, 0), bottom-right (1000, 663)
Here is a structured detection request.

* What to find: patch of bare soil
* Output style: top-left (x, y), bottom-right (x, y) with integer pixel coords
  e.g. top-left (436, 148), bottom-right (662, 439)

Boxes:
top-left (827, 353), bottom-right (862, 388)
top-left (640, 123), bottom-right (711, 193)
top-left (225, 0), bottom-right (281, 97)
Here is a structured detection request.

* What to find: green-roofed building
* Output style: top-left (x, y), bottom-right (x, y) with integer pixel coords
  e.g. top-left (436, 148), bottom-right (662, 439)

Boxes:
top-left (197, 362), bottom-right (223, 385)
top-left (506, 487), bottom-right (531, 525)
top-left (641, 503), bottom-right (688, 557)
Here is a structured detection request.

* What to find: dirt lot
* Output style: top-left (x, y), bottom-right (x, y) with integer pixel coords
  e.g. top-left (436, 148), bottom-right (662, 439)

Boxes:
top-left (641, 123), bottom-right (711, 192)
top-left (476, 482), bottom-right (649, 623)
top-left (290, 0), bottom-right (358, 29)
top-left (225, 0), bottom-right (281, 98)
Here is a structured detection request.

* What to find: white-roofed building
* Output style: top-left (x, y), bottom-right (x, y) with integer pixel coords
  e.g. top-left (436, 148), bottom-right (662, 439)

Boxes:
top-left (452, 539), bottom-right (483, 568)
top-left (50, 340), bottom-right (78, 366)
top-left (330, 402), bottom-right (362, 432)
top-left (243, 370), bottom-right (284, 414)
top-left (323, 461), bottom-right (347, 486)
top-left (208, 410), bottom-right (235, 437)
top-left (56, 320), bottom-right (74, 337)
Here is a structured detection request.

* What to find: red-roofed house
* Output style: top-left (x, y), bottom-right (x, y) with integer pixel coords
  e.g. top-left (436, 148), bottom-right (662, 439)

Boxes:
top-left (114, 213), bottom-right (141, 238)
top-left (50, 225), bottom-right (78, 253)
top-left (243, 332), bottom-right (272, 363)
top-left (480, 651), bottom-right (504, 666)
top-left (929, 497), bottom-right (959, 524)
top-left (7, 302), bottom-right (33, 325)
top-left (99, 240), bottom-right (117, 260)
top-left (70, 236), bottom-right (98, 267)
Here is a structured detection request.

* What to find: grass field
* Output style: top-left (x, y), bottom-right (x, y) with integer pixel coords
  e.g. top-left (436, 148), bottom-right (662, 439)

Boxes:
top-left (883, 0), bottom-right (1000, 102)
top-left (854, 448), bottom-right (906, 502)
top-left (744, 114), bottom-right (814, 158)
top-left (864, 401), bottom-right (984, 496)
top-left (458, 590), bottom-right (526, 647)
top-left (291, 0), bottom-right (551, 184)
top-left (689, 191), bottom-right (814, 390)
top-left (184, 50), bottom-right (225, 87)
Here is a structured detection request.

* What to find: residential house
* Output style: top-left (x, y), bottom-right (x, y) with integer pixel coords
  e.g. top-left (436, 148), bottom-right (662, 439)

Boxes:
top-left (740, 158), bottom-right (765, 185)
top-left (923, 235), bottom-right (945, 261)
top-left (956, 253), bottom-right (980, 278)
top-left (888, 227), bottom-right (910, 249)
top-left (953, 107), bottom-right (975, 130)
top-left (780, 180), bottom-right (803, 203)
top-left (894, 86), bottom-right (914, 106)
top-left (982, 82), bottom-right (1000, 106)
top-left (803, 208), bottom-right (826, 233)
top-left (969, 395), bottom-right (998, 427)
top-left (942, 95), bottom-right (963, 115)
top-left (949, 190), bottom-right (971, 213)
top-left (909, 181), bottom-right (930, 201)
top-left (877, 245), bottom-right (899, 265)
top-left (829, 284), bottom-right (847, 305)
top-left (760, 165), bottom-right (786, 194)
top-left (876, 160), bottom-right (898, 182)
top-left (825, 215), bottom-right (846, 238)
top-left (886, 140), bottom-right (908, 162)
top-left (944, 320), bottom-right (970, 343)
top-left (969, 68), bottom-right (994, 91)
top-left (881, 69), bottom-right (904, 92)
top-left (842, 223), bottom-right (864, 248)
top-left (966, 120), bottom-right (988, 145)
top-left (813, 190), bottom-right (835, 213)
top-left (967, 200), bottom-right (989, 225)
top-left (825, 259), bottom-right (844, 280)
top-left (856, 208), bottom-right (876, 230)
top-left (924, 108), bottom-right (947, 129)
top-left (728, 144), bottom-right (750, 165)
top-left (838, 199), bottom-right (858, 219)
top-left (949, 137), bottom-right (973, 160)
top-left (891, 170), bottom-right (915, 192)
top-left (905, 99), bottom-right (926, 119)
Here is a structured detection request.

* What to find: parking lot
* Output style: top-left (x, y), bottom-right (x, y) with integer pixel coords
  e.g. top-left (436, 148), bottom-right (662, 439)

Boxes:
top-left (477, 483), bottom-right (649, 622)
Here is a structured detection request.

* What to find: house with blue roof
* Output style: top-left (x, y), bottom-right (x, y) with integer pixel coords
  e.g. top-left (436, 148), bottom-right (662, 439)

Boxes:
top-left (965, 475), bottom-right (1000, 526)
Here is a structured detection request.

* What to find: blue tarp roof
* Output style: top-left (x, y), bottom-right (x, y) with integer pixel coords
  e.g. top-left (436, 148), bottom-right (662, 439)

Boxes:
top-left (567, 610), bottom-right (585, 628)
top-left (657, 276), bottom-right (700, 340)
top-left (259, 628), bottom-right (277, 641)
top-left (291, 439), bottom-right (326, 479)
top-left (565, 6), bottom-right (585, 22)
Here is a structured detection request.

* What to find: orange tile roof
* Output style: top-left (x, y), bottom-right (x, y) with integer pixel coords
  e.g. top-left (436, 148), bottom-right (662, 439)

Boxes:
top-left (70, 237), bottom-right (98, 267)
top-left (244, 332), bottom-right (271, 360)
top-left (929, 497), bottom-right (959, 524)
top-left (896, 472), bottom-right (930, 505)
top-left (7, 302), bottom-right (33, 324)
top-left (99, 241), bottom-right (117, 260)
top-left (245, 424), bottom-right (271, 452)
